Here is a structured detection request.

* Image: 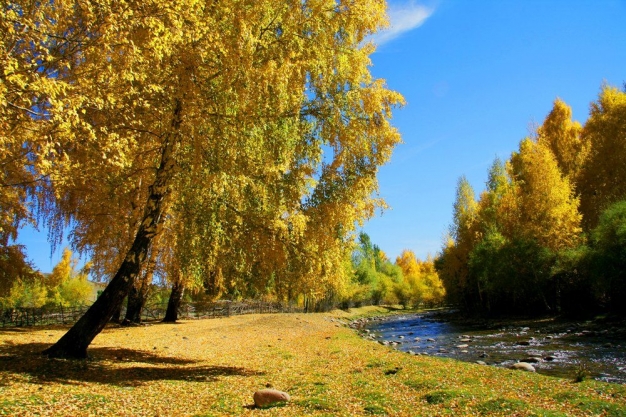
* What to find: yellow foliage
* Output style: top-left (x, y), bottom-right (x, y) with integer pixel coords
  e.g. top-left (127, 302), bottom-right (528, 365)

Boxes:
top-left (509, 138), bottom-right (582, 251)
top-left (537, 98), bottom-right (587, 182)
top-left (47, 248), bottom-right (74, 288)
top-left (1, 0), bottom-right (403, 303)
top-left (394, 249), bottom-right (445, 307)
top-left (579, 85), bottom-right (626, 230)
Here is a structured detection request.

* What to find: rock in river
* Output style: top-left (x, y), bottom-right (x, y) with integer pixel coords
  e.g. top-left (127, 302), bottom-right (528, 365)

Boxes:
top-left (510, 362), bottom-right (536, 372)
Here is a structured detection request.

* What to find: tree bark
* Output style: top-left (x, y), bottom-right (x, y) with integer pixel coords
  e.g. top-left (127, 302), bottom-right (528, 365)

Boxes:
top-left (124, 248), bottom-right (156, 324)
top-left (42, 100), bottom-right (182, 358)
top-left (123, 284), bottom-right (144, 324)
top-left (162, 278), bottom-right (184, 323)
top-left (110, 302), bottom-right (123, 324)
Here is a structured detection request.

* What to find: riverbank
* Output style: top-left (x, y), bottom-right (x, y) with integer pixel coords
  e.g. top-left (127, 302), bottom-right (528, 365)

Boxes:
top-left (1, 307), bottom-right (624, 416)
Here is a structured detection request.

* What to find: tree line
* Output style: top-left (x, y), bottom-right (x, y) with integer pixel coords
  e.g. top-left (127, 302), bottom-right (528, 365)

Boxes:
top-left (436, 84), bottom-right (626, 317)
top-left (342, 232), bottom-right (445, 309)
top-left (1, 0), bottom-right (403, 357)
top-left (1, 248), bottom-right (92, 310)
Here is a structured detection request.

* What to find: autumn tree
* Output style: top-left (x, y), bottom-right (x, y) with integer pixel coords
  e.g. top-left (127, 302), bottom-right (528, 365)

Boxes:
top-left (579, 85), bottom-right (626, 231)
top-left (508, 138), bottom-right (582, 252)
top-left (395, 250), bottom-right (444, 308)
top-left (471, 139), bottom-right (581, 313)
top-left (3, 0), bottom-right (402, 357)
top-left (1, 0), bottom-right (84, 292)
top-left (0, 245), bottom-right (40, 300)
top-left (436, 176), bottom-right (480, 308)
top-left (439, 136), bottom-right (582, 314)
top-left (537, 99), bottom-right (587, 183)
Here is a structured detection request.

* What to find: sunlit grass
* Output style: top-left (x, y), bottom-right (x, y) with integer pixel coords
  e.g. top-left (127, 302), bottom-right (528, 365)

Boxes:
top-left (0, 307), bottom-right (624, 416)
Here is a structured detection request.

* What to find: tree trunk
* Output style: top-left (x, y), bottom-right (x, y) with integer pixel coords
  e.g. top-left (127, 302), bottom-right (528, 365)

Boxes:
top-left (124, 248), bottom-right (156, 324)
top-left (163, 279), bottom-right (184, 323)
top-left (110, 302), bottom-right (122, 324)
top-left (42, 100), bottom-right (182, 359)
top-left (123, 285), bottom-right (144, 324)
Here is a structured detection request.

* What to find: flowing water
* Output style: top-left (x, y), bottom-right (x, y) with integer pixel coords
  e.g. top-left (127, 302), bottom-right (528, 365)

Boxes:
top-left (362, 312), bottom-right (626, 384)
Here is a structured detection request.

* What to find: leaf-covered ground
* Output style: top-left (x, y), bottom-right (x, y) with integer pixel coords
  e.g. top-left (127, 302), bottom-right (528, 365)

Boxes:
top-left (1, 307), bottom-right (624, 416)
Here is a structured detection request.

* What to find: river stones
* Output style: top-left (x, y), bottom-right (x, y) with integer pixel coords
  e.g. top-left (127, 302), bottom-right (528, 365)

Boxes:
top-left (522, 357), bottom-right (542, 363)
top-left (510, 362), bottom-right (536, 372)
top-left (456, 344), bottom-right (469, 349)
top-left (427, 338), bottom-right (436, 342)
top-left (476, 360), bottom-right (487, 365)
top-left (253, 389), bottom-right (290, 408)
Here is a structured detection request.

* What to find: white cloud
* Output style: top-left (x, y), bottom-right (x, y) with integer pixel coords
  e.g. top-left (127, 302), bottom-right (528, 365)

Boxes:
top-left (371, 2), bottom-right (434, 46)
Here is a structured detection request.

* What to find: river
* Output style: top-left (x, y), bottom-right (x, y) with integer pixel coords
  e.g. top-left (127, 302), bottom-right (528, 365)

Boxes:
top-left (362, 311), bottom-right (626, 384)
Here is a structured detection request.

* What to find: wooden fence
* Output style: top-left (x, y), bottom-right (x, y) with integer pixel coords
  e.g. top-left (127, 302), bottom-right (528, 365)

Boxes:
top-left (0, 300), bottom-right (303, 328)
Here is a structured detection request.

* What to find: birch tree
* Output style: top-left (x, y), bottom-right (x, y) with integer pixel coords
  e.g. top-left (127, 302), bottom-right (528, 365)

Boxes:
top-left (2, 0), bottom-right (402, 357)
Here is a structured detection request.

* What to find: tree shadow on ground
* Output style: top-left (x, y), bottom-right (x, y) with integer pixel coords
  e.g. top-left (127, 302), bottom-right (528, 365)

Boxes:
top-left (0, 342), bottom-right (263, 387)
top-left (0, 325), bottom-right (71, 334)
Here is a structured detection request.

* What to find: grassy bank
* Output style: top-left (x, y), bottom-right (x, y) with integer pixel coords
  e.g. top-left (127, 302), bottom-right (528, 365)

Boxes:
top-left (1, 307), bottom-right (624, 416)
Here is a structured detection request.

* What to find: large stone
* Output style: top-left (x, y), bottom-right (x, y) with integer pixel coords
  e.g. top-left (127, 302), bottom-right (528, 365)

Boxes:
top-left (253, 389), bottom-right (290, 408)
top-left (510, 362), bottom-right (536, 372)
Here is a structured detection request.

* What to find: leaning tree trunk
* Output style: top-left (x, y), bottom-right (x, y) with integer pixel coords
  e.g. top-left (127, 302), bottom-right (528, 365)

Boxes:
top-left (124, 248), bottom-right (157, 324)
top-left (42, 101), bottom-right (182, 359)
top-left (162, 278), bottom-right (184, 323)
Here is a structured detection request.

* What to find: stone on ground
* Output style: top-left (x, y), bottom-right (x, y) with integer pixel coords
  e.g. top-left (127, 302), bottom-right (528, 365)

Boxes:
top-left (253, 389), bottom-right (290, 408)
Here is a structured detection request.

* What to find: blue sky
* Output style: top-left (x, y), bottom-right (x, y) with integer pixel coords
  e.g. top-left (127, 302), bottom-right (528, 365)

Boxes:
top-left (362, 0), bottom-right (626, 262)
top-left (16, 0), bottom-right (626, 272)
